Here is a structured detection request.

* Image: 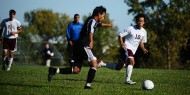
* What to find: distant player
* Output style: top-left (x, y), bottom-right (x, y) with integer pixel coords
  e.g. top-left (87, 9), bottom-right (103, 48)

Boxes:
top-left (0, 9), bottom-right (23, 71)
top-left (99, 13), bottom-right (148, 84)
top-left (66, 14), bottom-right (83, 67)
top-left (43, 43), bottom-right (54, 67)
top-left (48, 6), bottom-right (112, 89)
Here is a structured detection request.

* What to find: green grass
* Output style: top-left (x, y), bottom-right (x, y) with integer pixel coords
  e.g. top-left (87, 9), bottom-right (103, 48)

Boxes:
top-left (0, 65), bottom-right (190, 95)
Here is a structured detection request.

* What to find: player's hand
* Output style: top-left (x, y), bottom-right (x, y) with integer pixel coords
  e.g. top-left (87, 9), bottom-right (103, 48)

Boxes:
top-left (47, 51), bottom-right (51, 55)
top-left (10, 32), bottom-right (17, 35)
top-left (143, 48), bottom-right (148, 54)
top-left (108, 23), bottom-right (113, 27)
top-left (69, 41), bottom-right (73, 46)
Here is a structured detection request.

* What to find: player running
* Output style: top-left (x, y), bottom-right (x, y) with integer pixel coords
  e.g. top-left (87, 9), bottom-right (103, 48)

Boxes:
top-left (0, 9), bottom-right (22, 71)
top-left (99, 13), bottom-right (148, 84)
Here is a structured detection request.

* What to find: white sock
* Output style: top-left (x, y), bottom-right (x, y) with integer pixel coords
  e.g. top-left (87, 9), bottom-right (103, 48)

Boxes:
top-left (126, 65), bottom-right (133, 81)
top-left (86, 83), bottom-right (91, 87)
top-left (56, 68), bottom-right (60, 74)
top-left (106, 63), bottom-right (116, 69)
top-left (8, 58), bottom-right (13, 67)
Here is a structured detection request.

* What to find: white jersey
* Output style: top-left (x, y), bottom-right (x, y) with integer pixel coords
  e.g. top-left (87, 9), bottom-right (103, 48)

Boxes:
top-left (1, 18), bottom-right (21, 39)
top-left (119, 25), bottom-right (147, 54)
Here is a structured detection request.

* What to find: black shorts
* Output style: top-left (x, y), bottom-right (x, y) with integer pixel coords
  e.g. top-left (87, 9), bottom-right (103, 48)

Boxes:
top-left (73, 43), bottom-right (97, 68)
top-left (3, 37), bottom-right (17, 51)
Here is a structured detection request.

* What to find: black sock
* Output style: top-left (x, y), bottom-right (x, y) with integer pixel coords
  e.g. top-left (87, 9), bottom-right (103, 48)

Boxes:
top-left (60, 68), bottom-right (73, 74)
top-left (115, 57), bottom-right (125, 70)
top-left (86, 67), bottom-right (97, 83)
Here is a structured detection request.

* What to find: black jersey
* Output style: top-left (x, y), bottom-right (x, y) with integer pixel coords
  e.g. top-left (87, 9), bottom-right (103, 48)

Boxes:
top-left (78, 16), bottom-right (102, 46)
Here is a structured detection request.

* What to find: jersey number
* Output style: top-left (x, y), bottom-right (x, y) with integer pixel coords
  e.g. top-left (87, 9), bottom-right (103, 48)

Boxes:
top-left (135, 34), bottom-right (141, 40)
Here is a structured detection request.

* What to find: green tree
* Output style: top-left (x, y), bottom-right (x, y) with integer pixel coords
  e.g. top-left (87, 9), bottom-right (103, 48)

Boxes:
top-left (124, 0), bottom-right (190, 69)
top-left (24, 9), bottom-right (72, 42)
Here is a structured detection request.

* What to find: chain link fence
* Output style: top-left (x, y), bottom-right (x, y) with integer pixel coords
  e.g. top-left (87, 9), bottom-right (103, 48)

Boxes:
top-left (0, 40), bottom-right (64, 66)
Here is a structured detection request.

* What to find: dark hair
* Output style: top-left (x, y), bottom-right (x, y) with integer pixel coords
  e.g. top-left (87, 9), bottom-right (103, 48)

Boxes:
top-left (135, 13), bottom-right (145, 22)
top-left (74, 14), bottom-right (79, 18)
top-left (92, 6), bottom-right (106, 16)
top-left (9, 9), bottom-right (16, 15)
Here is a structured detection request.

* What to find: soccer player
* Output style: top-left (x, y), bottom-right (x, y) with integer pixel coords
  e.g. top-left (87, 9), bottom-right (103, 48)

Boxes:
top-left (99, 13), bottom-right (148, 84)
top-left (0, 9), bottom-right (23, 71)
top-left (48, 6), bottom-right (111, 89)
top-left (66, 14), bottom-right (83, 68)
top-left (43, 43), bottom-right (54, 67)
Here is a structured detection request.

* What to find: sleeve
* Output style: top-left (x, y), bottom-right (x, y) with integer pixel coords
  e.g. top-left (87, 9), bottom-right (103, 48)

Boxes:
top-left (141, 30), bottom-right (147, 43)
top-left (97, 22), bottom-right (102, 27)
top-left (119, 27), bottom-right (131, 37)
top-left (50, 48), bottom-right (54, 56)
top-left (17, 21), bottom-right (22, 30)
top-left (88, 20), bottom-right (96, 33)
top-left (66, 23), bottom-right (71, 41)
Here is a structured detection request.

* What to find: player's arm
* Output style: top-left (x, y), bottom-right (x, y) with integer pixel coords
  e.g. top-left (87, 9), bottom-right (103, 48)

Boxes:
top-left (17, 27), bottom-right (23, 34)
top-left (66, 24), bottom-right (73, 45)
top-left (101, 23), bottom-right (113, 27)
top-left (89, 32), bottom-right (93, 49)
top-left (118, 28), bottom-right (130, 50)
top-left (10, 26), bottom-right (23, 35)
top-left (118, 35), bottom-right (126, 50)
top-left (140, 42), bottom-right (148, 54)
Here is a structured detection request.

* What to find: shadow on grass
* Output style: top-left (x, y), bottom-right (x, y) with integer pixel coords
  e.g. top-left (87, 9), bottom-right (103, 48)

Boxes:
top-left (53, 78), bottom-right (124, 85)
top-left (0, 82), bottom-right (72, 88)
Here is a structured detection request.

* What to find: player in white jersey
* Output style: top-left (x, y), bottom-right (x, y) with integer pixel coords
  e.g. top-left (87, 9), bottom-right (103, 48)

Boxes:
top-left (0, 9), bottom-right (22, 71)
top-left (99, 13), bottom-right (148, 84)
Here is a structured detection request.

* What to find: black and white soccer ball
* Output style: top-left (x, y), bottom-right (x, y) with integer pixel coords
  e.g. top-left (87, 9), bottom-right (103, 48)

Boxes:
top-left (142, 80), bottom-right (154, 90)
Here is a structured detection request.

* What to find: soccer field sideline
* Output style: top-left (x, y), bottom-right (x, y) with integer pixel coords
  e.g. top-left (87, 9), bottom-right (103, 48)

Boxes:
top-left (0, 65), bottom-right (190, 95)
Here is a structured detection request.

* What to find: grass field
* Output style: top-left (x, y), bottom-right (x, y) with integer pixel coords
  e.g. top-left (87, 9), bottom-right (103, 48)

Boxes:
top-left (0, 65), bottom-right (190, 95)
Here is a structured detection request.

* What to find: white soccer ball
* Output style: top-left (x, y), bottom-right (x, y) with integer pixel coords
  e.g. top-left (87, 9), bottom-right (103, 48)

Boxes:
top-left (142, 80), bottom-right (154, 90)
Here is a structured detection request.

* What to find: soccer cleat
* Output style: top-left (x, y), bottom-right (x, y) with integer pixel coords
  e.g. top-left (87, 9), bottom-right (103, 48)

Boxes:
top-left (84, 86), bottom-right (92, 89)
top-left (125, 80), bottom-right (136, 85)
top-left (7, 63), bottom-right (11, 71)
top-left (48, 67), bottom-right (56, 82)
top-left (98, 61), bottom-right (106, 67)
top-left (7, 67), bottom-right (11, 71)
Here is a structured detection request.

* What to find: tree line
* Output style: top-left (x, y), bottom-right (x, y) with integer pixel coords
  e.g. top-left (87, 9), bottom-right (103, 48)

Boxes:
top-left (18, 0), bottom-right (190, 69)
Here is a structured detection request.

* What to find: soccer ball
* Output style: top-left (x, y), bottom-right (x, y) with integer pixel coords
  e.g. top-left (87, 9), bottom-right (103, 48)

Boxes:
top-left (142, 80), bottom-right (154, 90)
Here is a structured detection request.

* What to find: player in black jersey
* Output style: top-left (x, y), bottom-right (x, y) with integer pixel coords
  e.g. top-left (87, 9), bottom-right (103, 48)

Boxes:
top-left (48, 6), bottom-right (112, 89)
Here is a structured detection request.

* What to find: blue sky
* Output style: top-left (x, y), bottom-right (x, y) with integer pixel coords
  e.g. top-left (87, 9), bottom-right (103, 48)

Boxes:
top-left (0, 0), bottom-right (134, 31)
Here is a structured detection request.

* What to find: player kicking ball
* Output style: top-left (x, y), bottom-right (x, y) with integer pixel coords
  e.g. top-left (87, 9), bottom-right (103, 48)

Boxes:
top-left (99, 13), bottom-right (148, 85)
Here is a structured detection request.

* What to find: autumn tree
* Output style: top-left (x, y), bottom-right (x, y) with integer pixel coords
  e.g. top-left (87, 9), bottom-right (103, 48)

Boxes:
top-left (24, 9), bottom-right (72, 42)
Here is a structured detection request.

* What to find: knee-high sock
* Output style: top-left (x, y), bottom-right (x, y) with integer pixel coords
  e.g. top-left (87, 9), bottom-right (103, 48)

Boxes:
top-left (8, 58), bottom-right (13, 67)
top-left (86, 67), bottom-right (97, 87)
top-left (59, 68), bottom-right (73, 74)
top-left (126, 65), bottom-right (133, 81)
